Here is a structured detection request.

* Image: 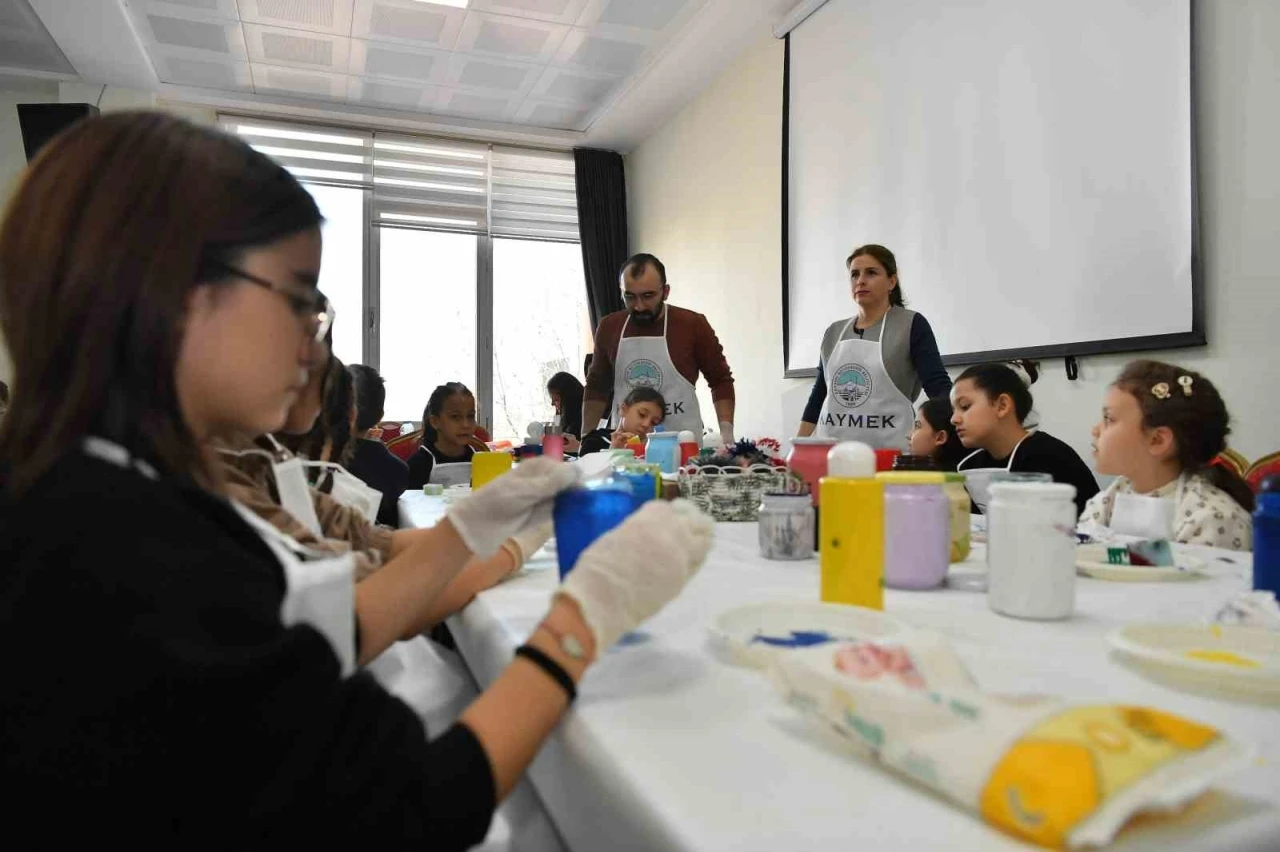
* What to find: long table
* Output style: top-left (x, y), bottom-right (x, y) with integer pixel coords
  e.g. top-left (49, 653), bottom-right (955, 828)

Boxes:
top-left (401, 492), bottom-right (1279, 851)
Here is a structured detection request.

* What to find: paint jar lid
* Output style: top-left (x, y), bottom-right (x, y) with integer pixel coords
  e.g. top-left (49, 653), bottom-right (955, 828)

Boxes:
top-left (988, 481), bottom-right (1077, 501)
top-left (875, 471), bottom-right (947, 485)
top-left (827, 441), bottom-right (875, 478)
top-left (678, 430), bottom-right (697, 443)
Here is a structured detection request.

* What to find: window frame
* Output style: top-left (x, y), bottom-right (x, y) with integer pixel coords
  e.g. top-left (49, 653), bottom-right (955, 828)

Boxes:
top-left (222, 114), bottom-right (582, 432)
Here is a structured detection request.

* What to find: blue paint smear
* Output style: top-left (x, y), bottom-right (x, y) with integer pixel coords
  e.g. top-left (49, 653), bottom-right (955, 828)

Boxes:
top-left (750, 630), bottom-right (845, 648)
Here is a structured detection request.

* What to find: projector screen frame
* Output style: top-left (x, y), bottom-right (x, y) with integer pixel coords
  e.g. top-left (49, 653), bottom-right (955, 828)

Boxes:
top-left (779, 1), bottom-right (1205, 380)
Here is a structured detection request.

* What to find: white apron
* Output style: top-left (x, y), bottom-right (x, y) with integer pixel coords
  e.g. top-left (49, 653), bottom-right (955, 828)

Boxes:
top-left (218, 436), bottom-right (323, 537)
top-left (309, 461), bottom-right (383, 524)
top-left (813, 311), bottom-right (914, 450)
top-left (1110, 475), bottom-right (1184, 539)
top-left (612, 309), bottom-right (704, 436)
top-left (228, 502), bottom-right (358, 677)
top-left (957, 434), bottom-right (1031, 515)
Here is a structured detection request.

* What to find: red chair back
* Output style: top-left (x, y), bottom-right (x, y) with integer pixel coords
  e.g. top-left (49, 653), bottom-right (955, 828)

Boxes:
top-left (1246, 451), bottom-right (1280, 493)
top-left (1213, 448), bottom-right (1248, 478)
top-left (387, 429), bottom-right (423, 462)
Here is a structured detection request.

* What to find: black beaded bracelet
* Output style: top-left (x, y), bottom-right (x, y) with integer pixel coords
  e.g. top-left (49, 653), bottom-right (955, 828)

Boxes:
top-left (514, 644), bottom-right (577, 703)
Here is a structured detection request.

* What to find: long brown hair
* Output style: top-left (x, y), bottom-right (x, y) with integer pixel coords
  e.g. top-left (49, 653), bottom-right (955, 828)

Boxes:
top-left (0, 112), bottom-right (322, 497)
top-left (1112, 360), bottom-right (1254, 511)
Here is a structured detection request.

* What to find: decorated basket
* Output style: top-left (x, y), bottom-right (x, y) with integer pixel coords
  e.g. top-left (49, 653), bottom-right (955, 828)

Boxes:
top-left (677, 463), bottom-right (790, 522)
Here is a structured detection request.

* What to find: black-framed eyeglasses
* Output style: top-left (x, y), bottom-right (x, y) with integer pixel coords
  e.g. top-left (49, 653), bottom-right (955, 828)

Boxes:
top-left (211, 261), bottom-right (334, 343)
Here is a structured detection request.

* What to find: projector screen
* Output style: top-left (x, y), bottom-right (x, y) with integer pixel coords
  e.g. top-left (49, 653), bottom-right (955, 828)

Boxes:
top-left (783, 0), bottom-right (1200, 376)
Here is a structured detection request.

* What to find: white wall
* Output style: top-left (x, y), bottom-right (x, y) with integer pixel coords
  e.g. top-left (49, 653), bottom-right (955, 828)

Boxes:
top-left (626, 0), bottom-right (1280, 463)
top-left (0, 82), bottom-right (215, 384)
top-left (626, 36), bottom-right (809, 442)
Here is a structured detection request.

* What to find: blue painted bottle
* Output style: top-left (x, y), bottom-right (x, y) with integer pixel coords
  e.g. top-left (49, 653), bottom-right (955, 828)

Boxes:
top-left (645, 430), bottom-right (681, 474)
top-left (1253, 475), bottom-right (1280, 595)
top-left (552, 478), bottom-right (637, 579)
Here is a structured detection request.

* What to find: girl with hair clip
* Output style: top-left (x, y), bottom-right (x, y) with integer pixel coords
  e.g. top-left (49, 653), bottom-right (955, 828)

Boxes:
top-left (952, 363), bottom-right (1099, 514)
top-left (0, 112), bottom-right (712, 847)
top-left (407, 382), bottom-right (488, 490)
top-left (1080, 360), bottom-right (1254, 550)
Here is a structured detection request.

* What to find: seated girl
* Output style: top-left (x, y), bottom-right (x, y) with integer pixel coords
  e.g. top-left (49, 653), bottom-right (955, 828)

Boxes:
top-left (216, 347), bottom-right (549, 622)
top-left (579, 387), bottom-right (666, 455)
top-left (952, 363), bottom-right (1099, 514)
top-left (407, 382), bottom-right (488, 490)
top-left (907, 396), bottom-right (968, 471)
top-left (1080, 360), bottom-right (1253, 550)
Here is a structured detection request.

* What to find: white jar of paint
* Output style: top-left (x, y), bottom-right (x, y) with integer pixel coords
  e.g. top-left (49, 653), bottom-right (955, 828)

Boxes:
top-left (987, 482), bottom-right (1078, 620)
top-left (757, 492), bottom-right (815, 560)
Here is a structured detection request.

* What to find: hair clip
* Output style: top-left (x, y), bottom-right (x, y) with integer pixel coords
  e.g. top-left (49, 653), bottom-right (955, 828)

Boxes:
top-left (1177, 375), bottom-right (1194, 397)
top-left (1151, 382), bottom-right (1171, 400)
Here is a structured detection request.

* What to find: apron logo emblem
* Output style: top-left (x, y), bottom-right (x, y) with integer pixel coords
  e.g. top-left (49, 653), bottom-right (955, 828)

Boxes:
top-left (625, 359), bottom-right (663, 390)
top-left (832, 363), bottom-right (873, 408)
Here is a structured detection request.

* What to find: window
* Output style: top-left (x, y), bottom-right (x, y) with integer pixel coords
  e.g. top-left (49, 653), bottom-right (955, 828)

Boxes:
top-left (221, 117), bottom-right (582, 433)
top-left (303, 183), bottom-right (365, 367)
top-left (491, 238), bottom-right (592, 441)
top-left (379, 229), bottom-right (477, 422)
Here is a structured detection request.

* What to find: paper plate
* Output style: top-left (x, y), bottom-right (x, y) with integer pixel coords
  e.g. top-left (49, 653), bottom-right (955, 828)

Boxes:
top-left (1076, 545), bottom-right (1207, 581)
top-left (709, 601), bottom-right (909, 670)
top-left (1109, 623), bottom-right (1280, 698)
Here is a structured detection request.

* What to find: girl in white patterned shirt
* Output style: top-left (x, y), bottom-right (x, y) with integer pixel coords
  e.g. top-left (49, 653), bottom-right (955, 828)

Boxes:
top-left (1080, 360), bottom-right (1254, 550)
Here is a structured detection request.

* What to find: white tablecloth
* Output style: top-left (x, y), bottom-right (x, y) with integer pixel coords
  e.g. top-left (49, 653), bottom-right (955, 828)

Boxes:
top-left (401, 492), bottom-right (1279, 852)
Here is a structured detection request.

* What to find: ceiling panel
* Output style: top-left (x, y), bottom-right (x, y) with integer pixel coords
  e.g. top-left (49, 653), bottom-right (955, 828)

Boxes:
top-left (250, 62), bottom-right (348, 99)
top-left (153, 52), bottom-right (253, 91)
top-left (352, 0), bottom-right (465, 50)
top-left (67, 0), bottom-right (713, 133)
top-left (454, 11), bottom-right (568, 63)
top-left (0, 0), bottom-right (70, 73)
top-left (239, 0), bottom-right (354, 35)
top-left (244, 23), bottom-right (349, 71)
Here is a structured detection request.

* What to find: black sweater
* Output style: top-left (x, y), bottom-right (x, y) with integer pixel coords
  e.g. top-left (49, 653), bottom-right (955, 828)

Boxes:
top-left (0, 451), bottom-right (494, 845)
top-left (958, 430), bottom-right (1100, 515)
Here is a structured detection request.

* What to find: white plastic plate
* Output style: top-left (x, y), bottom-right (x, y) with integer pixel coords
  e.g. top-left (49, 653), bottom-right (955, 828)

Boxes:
top-left (710, 601), bottom-right (909, 670)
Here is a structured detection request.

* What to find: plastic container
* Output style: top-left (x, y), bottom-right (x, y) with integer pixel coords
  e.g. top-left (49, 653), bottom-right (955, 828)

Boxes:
top-left (787, 437), bottom-right (839, 506)
top-left (615, 465), bottom-right (659, 511)
top-left (757, 492), bottom-right (815, 560)
top-left (819, 442), bottom-right (884, 609)
top-left (943, 473), bottom-right (972, 563)
top-left (645, 431), bottom-right (681, 474)
top-left (876, 472), bottom-right (950, 589)
top-left (987, 482), bottom-right (1078, 620)
top-left (471, 451), bottom-right (512, 490)
top-left (678, 430), bottom-right (700, 467)
top-left (891, 454), bottom-right (938, 471)
top-left (552, 478), bottom-right (637, 579)
top-left (1254, 475), bottom-right (1280, 595)
top-left (874, 448), bottom-right (901, 472)
top-left (542, 419), bottom-right (564, 462)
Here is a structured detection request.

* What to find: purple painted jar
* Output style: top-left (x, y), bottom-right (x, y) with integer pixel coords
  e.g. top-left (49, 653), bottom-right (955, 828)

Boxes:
top-left (875, 472), bottom-right (950, 590)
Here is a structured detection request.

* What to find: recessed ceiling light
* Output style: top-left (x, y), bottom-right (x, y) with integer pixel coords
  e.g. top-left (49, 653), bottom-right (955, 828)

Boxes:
top-left (412, 0), bottom-right (470, 8)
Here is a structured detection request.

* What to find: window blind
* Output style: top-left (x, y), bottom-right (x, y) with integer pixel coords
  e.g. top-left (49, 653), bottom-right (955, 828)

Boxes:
top-left (219, 116), bottom-right (579, 241)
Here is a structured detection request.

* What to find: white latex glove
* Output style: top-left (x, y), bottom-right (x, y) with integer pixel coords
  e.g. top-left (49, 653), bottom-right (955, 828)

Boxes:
top-left (557, 499), bottom-right (714, 652)
top-left (505, 522), bottom-right (554, 568)
top-left (447, 457), bottom-right (578, 557)
top-left (718, 421), bottom-right (735, 446)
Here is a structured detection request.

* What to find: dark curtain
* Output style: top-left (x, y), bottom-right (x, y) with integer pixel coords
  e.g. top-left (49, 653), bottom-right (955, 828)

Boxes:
top-left (573, 147), bottom-right (628, 329)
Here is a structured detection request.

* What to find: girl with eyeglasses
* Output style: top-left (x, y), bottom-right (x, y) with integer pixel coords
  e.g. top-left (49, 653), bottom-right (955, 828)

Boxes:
top-left (0, 112), bottom-right (711, 846)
